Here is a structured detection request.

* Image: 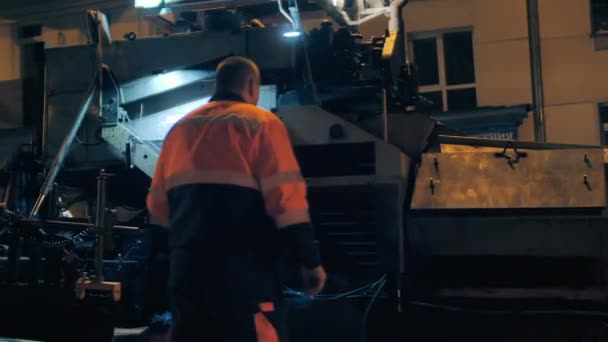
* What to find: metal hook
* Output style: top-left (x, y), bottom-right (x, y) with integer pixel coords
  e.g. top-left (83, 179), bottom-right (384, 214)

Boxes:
top-left (495, 141), bottom-right (528, 165)
top-left (584, 153), bottom-right (592, 167)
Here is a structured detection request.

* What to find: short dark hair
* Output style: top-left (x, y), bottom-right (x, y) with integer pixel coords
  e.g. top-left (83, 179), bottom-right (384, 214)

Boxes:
top-left (215, 56), bottom-right (260, 94)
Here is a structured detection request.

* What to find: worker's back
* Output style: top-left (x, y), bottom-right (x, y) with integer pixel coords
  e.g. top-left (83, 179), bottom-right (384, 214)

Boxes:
top-left (147, 56), bottom-right (325, 342)
top-left (155, 98), bottom-right (286, 308)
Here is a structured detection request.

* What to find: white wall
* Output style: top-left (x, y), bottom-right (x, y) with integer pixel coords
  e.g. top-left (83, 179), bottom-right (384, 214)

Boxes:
top-left (537, 0), bottom-right (608, 145)
top-left (471, 0), bottom-right (531, 108)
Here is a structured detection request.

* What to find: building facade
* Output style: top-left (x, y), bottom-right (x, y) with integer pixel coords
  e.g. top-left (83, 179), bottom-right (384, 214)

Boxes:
top-left (361, 0), bottom-right (608, 145)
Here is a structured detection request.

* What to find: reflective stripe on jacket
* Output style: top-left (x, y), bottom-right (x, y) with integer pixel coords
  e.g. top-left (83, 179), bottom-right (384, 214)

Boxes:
top-left (146, 99), bottom-right (310, 236)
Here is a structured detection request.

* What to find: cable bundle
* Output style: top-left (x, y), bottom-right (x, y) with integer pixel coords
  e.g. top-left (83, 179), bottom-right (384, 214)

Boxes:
top-left (284, 274), bottom-right (387, 300)
top-left (284, 274), bottom-right (388, 342)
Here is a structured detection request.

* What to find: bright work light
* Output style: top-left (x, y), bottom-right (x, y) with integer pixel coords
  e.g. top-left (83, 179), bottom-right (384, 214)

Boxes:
top-left (283, 31), bottom-right (301, 38)
top-left (135, 0), bottom-right (162, 8)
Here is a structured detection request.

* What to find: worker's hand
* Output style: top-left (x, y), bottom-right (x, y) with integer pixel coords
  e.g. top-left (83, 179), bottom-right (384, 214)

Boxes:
top-left (301, 265), bottom-right (327, 296)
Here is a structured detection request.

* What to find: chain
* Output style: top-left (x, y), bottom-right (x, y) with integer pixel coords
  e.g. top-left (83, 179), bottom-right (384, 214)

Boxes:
top-left (1, 204), bottom-right (102, 249)
top-left (41, 224), bottom-right (97, 248)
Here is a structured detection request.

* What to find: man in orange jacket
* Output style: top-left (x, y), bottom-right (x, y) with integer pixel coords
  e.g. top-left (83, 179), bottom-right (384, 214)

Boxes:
top-left (147, 56), bottom-right (326, 341)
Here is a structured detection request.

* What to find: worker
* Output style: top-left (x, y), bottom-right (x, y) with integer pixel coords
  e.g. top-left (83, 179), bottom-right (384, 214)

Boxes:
top-left (146, 56), bottom-right (326, 342)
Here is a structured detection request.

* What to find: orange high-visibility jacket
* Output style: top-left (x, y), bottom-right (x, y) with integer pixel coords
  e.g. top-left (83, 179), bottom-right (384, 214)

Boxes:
top-left (146, 94), bottom-right (320, 303)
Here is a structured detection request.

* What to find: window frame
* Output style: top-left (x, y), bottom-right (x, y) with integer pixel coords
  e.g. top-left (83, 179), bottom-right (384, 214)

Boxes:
top-left (409, 28), bottom-right (477, 112)
top-left (598, 102), bottom-right (608, 145)
top-left (590, 0), bottom-right (608, 36)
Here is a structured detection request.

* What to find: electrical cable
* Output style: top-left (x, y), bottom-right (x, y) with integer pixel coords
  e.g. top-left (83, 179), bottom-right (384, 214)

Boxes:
top-left (284, 274), bottom-right (389, 342)
top-left (360, 276), bottom-right (387, 342)
top-left (315, 278), bottom-right (384, 299)
top-left (284, 275), bottom-right (386, 300)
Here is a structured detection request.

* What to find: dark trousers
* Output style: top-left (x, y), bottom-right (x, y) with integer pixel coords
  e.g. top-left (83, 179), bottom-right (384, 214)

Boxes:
top-left (169, 250), bottom-right (287, 342)
top-left (170, 292), bottom-right (286, 342)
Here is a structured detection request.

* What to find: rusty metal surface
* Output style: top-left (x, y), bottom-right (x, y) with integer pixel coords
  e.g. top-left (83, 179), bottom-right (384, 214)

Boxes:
top-left (442, 144), bottom-right (608, 166)
top-left (438, 135), bottom-right (598, 150)
top-left (440, 144), bottom-right (519, 154)
top-left (411, 149), bottom-right (606, 209)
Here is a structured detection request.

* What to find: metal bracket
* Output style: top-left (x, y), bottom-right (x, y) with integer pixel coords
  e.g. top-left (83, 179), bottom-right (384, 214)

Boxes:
top-left (101, 123), bottom-right (160, 178)
top-left (584, 174), bottom-right (592, 190)
top-left (494, 141), bottom-right (528, 168)
top-left (100, 65), bottom-right (121, 126)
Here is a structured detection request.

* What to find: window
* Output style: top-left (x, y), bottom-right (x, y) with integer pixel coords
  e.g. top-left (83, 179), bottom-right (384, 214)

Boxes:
top-left (411, 30), bottom-right (477, 112)
top-left (599, 104), bottom-right (608, 145)
top-left (591, 0), bottom-right (608, 34)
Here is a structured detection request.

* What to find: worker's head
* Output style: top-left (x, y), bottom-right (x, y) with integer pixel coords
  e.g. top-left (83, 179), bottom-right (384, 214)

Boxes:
top-left (215, 56), bottom-right (261, 105)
